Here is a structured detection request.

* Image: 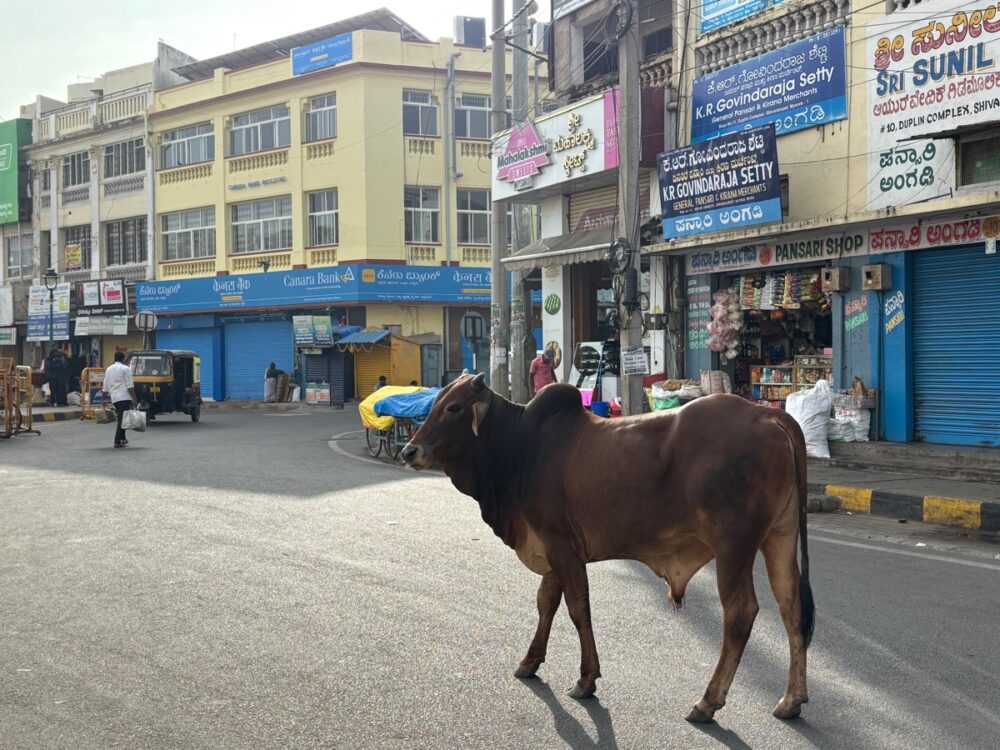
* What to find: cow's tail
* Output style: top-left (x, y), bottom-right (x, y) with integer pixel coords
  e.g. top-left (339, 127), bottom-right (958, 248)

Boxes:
top-left (777, 415), bottom-right (815, 650)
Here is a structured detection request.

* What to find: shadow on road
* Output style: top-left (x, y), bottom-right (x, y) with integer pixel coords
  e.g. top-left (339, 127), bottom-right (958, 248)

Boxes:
top-left (688, 722), bottom-right (752, 750)
top-left (519, 676), bottom-right (619, 750)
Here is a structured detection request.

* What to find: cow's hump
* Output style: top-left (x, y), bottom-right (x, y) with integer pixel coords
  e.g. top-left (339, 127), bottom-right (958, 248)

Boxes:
top-left (526, 383), bottom-right (587, 419)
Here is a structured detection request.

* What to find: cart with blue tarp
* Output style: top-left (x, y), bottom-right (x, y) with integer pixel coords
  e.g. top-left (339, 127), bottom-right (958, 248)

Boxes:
top-left (359, 386), bottom-right (440, 461)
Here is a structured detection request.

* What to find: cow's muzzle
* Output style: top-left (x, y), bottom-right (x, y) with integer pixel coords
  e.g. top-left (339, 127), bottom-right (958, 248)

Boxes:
top-left (401, 441), bottom-right (426, 469)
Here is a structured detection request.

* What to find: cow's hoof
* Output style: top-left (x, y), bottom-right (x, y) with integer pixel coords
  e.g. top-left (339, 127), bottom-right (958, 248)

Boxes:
top-left (772, 697), bottom-right (807, 720)
top-left (514, 661), bottom-right (541, 678)
top-left (685, 706), bottom-right (716, 724)
top-left (567, 681), bottom-right (595, 699)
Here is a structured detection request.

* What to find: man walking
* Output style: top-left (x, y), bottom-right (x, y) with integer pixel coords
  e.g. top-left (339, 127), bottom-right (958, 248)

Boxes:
top-left (103, 352), bottom-right (138, 448)
top-left (529, 347), bottom-right (560, 399)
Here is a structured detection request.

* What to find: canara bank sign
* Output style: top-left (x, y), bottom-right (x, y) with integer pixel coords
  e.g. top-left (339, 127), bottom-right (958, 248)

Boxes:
top-left (137, 264), bottom-right (493, 313)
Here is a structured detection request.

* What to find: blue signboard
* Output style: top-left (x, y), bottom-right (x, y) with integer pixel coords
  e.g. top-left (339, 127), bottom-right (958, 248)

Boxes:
top-left (291, 32), bottom-right (353, 76)
top-left (692, 26), bottom-right (847, 143)
top-left (701, 0), bottom-right (787, 33)
top-left (136, 264), bottom-right (493, 314)
top-left (658, 124), bottom-right (781, 240)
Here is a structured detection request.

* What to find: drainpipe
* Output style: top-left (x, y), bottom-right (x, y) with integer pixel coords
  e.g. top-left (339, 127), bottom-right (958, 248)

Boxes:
top-left (443, 53), bottom-right (461, 269)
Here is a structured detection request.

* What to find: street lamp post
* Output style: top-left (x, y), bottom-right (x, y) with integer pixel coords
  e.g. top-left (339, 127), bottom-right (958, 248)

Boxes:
top-left (43, 268), bottom-right (58, 355)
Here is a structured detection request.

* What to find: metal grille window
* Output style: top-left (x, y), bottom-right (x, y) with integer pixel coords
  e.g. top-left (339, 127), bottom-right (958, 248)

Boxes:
top-left (404, 186), bottom-right (440, 243)
top-left (306, 94), bottom-right (337, 142)
top-left (230, 105), bottom-right (291, 156)
top-left (5, 235), bottom-right (33, 278)
top-left (403, 91), bottom-right (438, 136)
top-left (308, 189), bottom-right (339, 247)
top-left (162, 123), bottom-right (214, 168)
top-left (162, 207), bottom-right (216, 261)
top-left (231, 196), bottom-right (293, 254)
top-left (455, 94), bottom-right (491, 139)
top-left (62, 151), bottom-right (90, 188)
top-left (104, 138), bottom-right (145, 179)
top-left (959, 134), bottom-right (1000, 187)
top-left (457, 188), bottom-right (491, 244)
top-left (105, 217), bottom-right (148, 266)
top-left (64, 225), bottom-right (92, 269)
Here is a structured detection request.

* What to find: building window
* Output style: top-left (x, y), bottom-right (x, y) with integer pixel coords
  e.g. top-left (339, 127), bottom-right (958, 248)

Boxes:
top-left (582, 20), bottom-right (618, 82)
top-left (404, 186), bottom-right (439, 243)
top-left (231, 196), bottom-right (292, 254)
top-left (308, 189), bottom-right (339, 247)
top-left (230, 105), bottom-right (291, 156)
top-left (403, 90), bottom-right (438, 136)
top-left (639, 0), bottom-right (672, 57)
top-left (162, 123), bottom-right (214, 169)
top-left (64, 225), bottom-right (92, 270)
top-left (105, 217), bottom-right (148, 266)
top-left (306, 94), bottom-right (337, 142)
top-left (5, 235), bottom-right (33, 278)
top-left (62, 151), bottom-right (90, 188)
top-left (457, 188), bottom-right (491, 245)
top-left (104, 138), bottom-right (145, 179)
top-left (41, 170), bottom-right (51, 192)
top-left (455, 94), bottom-right (491, 139)
top-left (162, 207), bottom-right (216, 261)
top-left (959, 133), bottom-right (1000, 187)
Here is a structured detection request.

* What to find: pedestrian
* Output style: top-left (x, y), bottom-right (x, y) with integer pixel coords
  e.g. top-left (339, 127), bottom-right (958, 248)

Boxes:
top-left (45, 348), bottom-right (69, 406)
top-left (374, 375), bottom-right (388, 392)
top-left (102, 351), bottom-right (138, 449)
top-left (529, 347), bottom-right (560, 399)
top-left (264, 362), bottom-right (284, 402)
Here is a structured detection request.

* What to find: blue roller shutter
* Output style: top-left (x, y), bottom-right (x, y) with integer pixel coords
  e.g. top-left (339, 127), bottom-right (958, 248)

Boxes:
top-left (913, 246), bottom-right (1000, 446)
top-left (156, 328), bottom-right (220, 401)
top-left (224, 320), bottom-right (294, 399)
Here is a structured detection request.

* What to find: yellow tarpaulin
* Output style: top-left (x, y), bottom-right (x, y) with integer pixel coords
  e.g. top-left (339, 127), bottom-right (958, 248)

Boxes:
top-left (358, 385), bottom-right (425, 431)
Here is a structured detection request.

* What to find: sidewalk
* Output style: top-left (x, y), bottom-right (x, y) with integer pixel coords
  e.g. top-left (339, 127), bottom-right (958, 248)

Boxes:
top-left (28, 404), bottom-right (84, 422)
top-left (808, 459), bottom-right (1000, 533)
top-left (200, 399), bottom-right (350, 412)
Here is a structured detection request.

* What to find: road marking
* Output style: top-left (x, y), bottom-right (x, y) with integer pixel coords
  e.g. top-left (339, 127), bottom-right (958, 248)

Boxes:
top-left (327, 435), bottom-right (404, 469)
top-left (826, 485), bottom-right (872, 513)
top-left (812, 534), bottom-right (1000, 572)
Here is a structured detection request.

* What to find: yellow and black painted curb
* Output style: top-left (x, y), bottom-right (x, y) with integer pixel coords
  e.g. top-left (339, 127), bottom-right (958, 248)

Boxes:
top-left (810, 483), bottom-right (1000, 532)
top-left (34, 410), bottom-right (84, 422)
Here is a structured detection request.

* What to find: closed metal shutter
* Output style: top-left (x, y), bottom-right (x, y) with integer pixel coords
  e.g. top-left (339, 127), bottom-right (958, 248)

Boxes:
top-left (913, 246), bottom-right (1000, 446)
top-left (224, 320), bottom-right (294, 400)
top-left (568, 183), bottom-right (651, 233)
top-left (156, 328), bottom-right (219, 401)
top-left (304, 350), bottom-right (350, 404)
top-left (355, 348), bottom-right (392, 399)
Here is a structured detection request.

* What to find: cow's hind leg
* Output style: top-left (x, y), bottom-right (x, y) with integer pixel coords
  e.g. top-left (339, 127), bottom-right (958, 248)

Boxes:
top-left (547, 546), bottom-right (600, 699)
top-left (515, 572), bottom-right (562, 678)
top-left (687, 551), bottom-right (759, 723)
top-left (762, 532), bottom-right (809, 719)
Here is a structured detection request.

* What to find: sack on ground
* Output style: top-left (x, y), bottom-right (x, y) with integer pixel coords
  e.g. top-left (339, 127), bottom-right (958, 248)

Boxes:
top-left (122, 409), bottom-right (146, 432)
top-left (94, 407), bottom-right (116, 425)
top-left (67, 392), bottom-right (81, 406)
top-left (827, 417), bottom-right (855, 443)
top-left (786, 380), bottom-right (833, 458)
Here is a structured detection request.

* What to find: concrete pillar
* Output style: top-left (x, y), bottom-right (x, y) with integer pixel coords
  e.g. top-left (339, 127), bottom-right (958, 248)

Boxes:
top-left (89, 146), bottom-right (101, 279)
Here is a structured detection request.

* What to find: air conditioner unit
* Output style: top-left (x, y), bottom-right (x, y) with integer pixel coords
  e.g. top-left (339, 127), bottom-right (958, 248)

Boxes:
top-left (454, 16), bottom-right (486, 48)
top-left (534, 22), bottom-right (551, 54)
top-left (821, 266), bottom-right (849, 292)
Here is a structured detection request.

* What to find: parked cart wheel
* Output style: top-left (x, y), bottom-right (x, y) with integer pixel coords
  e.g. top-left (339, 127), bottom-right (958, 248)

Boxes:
top-left (365, 428), bottom-right (382, 458)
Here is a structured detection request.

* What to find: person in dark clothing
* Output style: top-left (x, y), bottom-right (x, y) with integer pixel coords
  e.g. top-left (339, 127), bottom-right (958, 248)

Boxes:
top-left (103, 351), bottom-right (138, 448)
top-left (45, 349), bottom-right (69, 406)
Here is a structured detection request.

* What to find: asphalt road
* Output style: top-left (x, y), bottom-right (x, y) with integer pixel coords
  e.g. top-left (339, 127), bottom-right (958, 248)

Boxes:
top-left (2, 410), bottom-right (999, 750)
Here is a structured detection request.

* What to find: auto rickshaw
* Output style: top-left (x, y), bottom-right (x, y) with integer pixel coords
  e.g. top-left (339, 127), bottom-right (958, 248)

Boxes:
top-left (129, 349), bottom-right (203, 422)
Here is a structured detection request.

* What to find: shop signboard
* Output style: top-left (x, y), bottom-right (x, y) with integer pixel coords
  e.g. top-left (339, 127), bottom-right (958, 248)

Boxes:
top-left (27, 283), bottom-right (70, 342)
top-left (74, 316), bottom-right (128, 336)
top-left (621, 345), bottom-right (649, 376)
top-left (658, 124), bottom-right (782, 240)
top-left (291, 32), bottom-right (352, 76)
top-left (868, 215), bottom-right (999, 253)
top-left (692, 27), bottom-right (847, 143)
top-left (687, 279), bottom-right (711, 352)
top-left (0, 119), bottom-right (31, 225)
top-left (75, 280), bottom-right (128, 317)
top-left (869, 0), bottom-right (1000, 144)
top-left (137, 264), bottom-right (494, 314)
top-left (867, 140), bottom-right (955, 210)
top-left (554, 0), bottom-right (600, 19)
top-left (700, 0), bottom-right (787, 33)
top-left (293, 315), bottom-right (314, 344)
top-left (686, 232), bottom-right (867, 274)
top-left (65, 244), bottom-right (82, 272)
top-left (496, 120), bottom-right (551, 183)
top-left (0, 327), bottom-right (16, 346)
top-left (293, 315), bottom-right (334, 346)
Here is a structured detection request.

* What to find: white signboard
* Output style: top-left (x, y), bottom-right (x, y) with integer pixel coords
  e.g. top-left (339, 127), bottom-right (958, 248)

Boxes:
top-left (621, 345), bottom-right (649, 376)
top-left (0, 286), bottom-right (12, 327)
top-left (867, 140), bottom-right (956, 210)
top-left (0, 327), bottom-right (15, 346)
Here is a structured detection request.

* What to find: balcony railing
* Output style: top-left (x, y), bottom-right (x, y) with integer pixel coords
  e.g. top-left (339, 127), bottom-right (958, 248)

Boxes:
top-left (227, 150), bottom-right (289, 174)
top-left (99, 92), bottom-right (147, 124)
top-left (306, 141), bottom-right (335, 160)
top-left (56, 108), bottom-right (92, 136)
top-left (406, 245), bottom-right (438, 263)
top-left (459, 142), bottom-right (491, 159)
top-left (230, 251), bottom-right (292, 274)
top-left (40, 195), bottom-right (51, 209)
top-left (103, 175), bottom-right (144, 198)
top-left (62, 269), bottom-right (93, 284)
top-left (61, 186), bottom-right (90, 205)
top-left (105, 263), bottom-right (150, 282)
top-left (461, 246), bottom-right (491, 264)
top-left (640, 49), bottom-right (674, 89)
top-left (407, 138), bottom-right (436, 156)
top-left (159, 163), bottom-right (212, 186)
top-left (309, 247), bottom-right (338, 266)
top-left (159, 259), bottom-right (216, 278)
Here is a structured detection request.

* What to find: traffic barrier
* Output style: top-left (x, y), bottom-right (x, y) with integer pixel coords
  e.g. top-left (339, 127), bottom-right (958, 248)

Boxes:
top-left (13, 366), bottom-right (40, 436)
top-left (80, 367), bottom-right (107, 420)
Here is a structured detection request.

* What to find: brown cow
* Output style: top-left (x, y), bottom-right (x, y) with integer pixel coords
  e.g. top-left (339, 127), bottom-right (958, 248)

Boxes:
top-left (401, 373), bottom-right (814, 723)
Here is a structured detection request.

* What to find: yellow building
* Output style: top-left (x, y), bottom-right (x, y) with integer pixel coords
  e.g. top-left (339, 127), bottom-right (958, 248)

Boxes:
top-left (142, 10), bottom-right (545, 400)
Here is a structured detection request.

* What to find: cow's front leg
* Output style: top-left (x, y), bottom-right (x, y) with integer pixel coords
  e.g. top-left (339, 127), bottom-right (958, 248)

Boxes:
top-left (548, 547), bottom-right (600, 699)
top-left (515, 572), bottom-right (563, 678)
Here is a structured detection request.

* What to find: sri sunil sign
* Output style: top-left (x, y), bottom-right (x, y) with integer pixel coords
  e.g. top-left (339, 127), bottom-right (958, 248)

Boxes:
top-left (692, 27), bottom-right (847, 143)
top-left (657, 124), bottom-right (781, 240)
top-left (136, 264), bottom-right (493, 314)
top-left (291, 32), bottom-right (352, 76)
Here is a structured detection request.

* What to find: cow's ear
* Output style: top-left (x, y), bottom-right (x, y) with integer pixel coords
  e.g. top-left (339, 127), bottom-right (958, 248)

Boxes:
top-left (472, 372), bottom-right (487, 390)
top-left (471, 398), bottom-right (490, 437)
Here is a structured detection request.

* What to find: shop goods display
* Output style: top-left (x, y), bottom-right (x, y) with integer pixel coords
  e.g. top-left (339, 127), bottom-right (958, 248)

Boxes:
top-left (786, 379), bottom-right (833, 458)
top-left (706, 288), bottom-right (744, 360)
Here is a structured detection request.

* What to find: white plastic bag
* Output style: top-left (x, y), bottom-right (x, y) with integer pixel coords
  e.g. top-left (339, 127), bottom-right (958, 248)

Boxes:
top-left (122, 409), bottom-right (146, 432)
top-left (67, 391), bottom-right (82, 406)
top-left (786, 380), bottom-right (833, 458)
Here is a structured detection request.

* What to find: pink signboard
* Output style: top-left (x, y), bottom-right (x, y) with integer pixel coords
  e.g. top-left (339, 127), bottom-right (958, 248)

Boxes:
top-left (496, 121), bottom-right (551, 182)
top-left (603, 88), bottom-right (620, 171)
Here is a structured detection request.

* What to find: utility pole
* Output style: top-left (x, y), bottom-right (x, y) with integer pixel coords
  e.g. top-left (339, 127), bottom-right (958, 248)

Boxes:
top-left (617, 0), bottom-right (645, 416)
top-left (489, 0), bottom-right (511, 397)
top-left (509, 0), bottom-right (532, 404)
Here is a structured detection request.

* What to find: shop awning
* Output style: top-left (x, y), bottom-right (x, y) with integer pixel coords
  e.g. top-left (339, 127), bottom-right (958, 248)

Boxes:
top-left (502, 229), bottom-right (612, 271)
top-left (336, 329), bottom-right (391, 345)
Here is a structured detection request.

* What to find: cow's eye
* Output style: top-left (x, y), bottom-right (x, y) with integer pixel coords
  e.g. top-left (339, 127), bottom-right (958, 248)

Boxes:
top-left (446, 403), bottom-right (463, 414)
